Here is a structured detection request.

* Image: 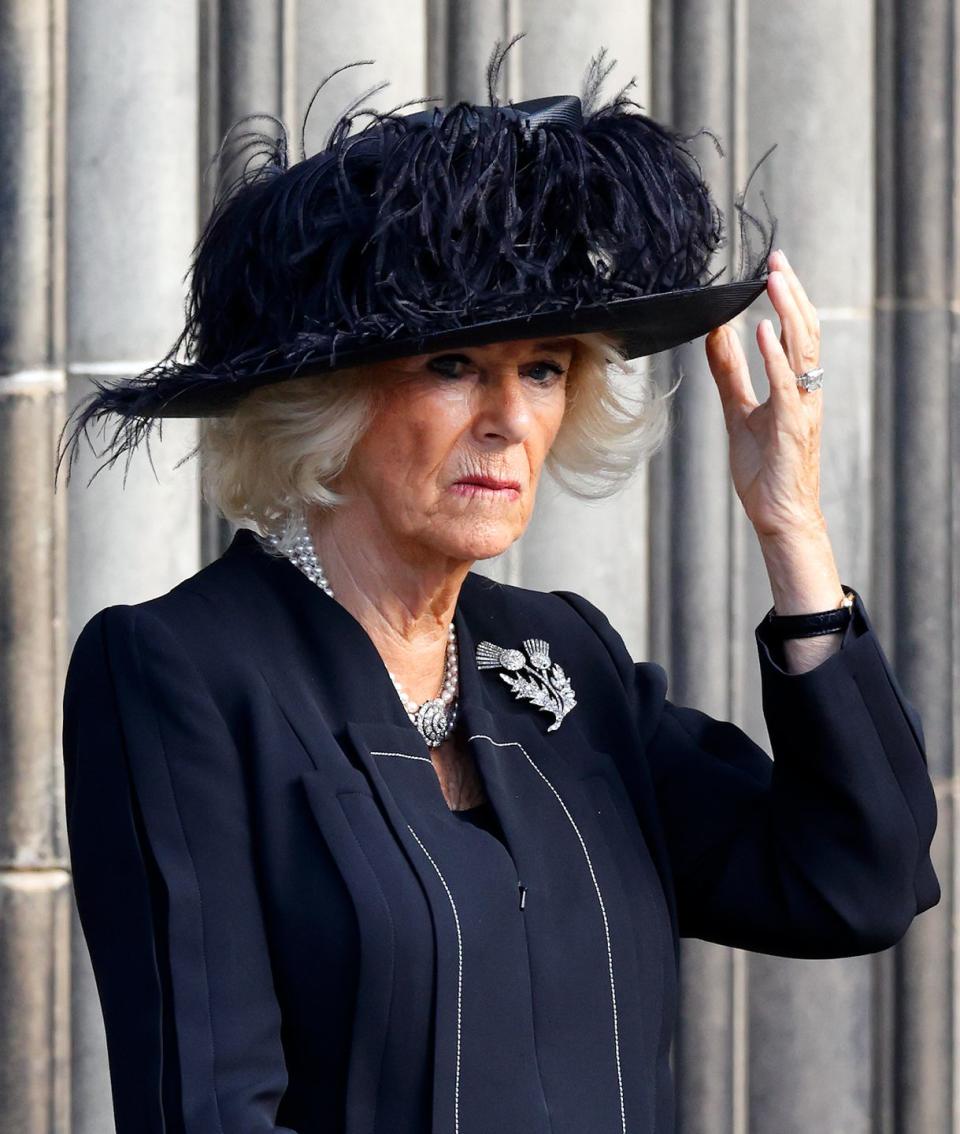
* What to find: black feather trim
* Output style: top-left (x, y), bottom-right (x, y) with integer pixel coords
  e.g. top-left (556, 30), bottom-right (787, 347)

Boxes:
top-left (56, 35), bottom-right (776, 488)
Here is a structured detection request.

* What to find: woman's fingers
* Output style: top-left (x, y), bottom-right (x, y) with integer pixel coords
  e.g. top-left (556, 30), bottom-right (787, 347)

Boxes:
top-left (708, 246), bottom-right (824, 432)
top-left (705, 323), bottom-right (757, 429)
top-left (766, 270), bottom-right (817, 377)
top-left (756, 316), bottom-right (799, 400)
top-left (768, 249), bottom-right (820, 337)
top-left (767, 250), bottom-right (821, 377)
top-left (757, 316), bottom-right (823, 429)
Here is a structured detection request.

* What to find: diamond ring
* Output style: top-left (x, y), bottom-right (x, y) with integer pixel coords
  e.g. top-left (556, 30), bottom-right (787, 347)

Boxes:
top-left (796, 366), bottom-right (824, 392)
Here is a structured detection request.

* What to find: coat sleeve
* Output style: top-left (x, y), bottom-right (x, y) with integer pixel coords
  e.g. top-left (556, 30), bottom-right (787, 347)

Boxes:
top-left (62, 603), bottom-right (300, 1133)
top-left (553, 586), bottom-right (941, 959)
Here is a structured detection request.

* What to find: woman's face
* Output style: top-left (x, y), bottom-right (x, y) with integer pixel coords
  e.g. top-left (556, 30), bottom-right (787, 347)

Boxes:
top-left (332, 336), bottom-right (575, 563)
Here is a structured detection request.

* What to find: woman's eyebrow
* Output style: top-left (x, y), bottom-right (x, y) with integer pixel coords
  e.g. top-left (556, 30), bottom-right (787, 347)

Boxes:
top-left (532, 339), bottom-right (576, 352)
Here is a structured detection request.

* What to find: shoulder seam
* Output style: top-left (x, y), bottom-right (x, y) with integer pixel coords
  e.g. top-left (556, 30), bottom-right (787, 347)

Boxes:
top-left (551, 588), bottom-right (631, 685)
top-left (114, 605), bottom-right (238, 745)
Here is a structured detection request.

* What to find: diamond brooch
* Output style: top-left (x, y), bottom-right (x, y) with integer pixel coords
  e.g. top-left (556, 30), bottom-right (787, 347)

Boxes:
top-left (475, 637), bottom-right (577, 732)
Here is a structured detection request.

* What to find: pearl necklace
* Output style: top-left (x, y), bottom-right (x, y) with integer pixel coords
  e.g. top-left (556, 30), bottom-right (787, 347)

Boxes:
top-left (266, 516), bottom-right (460, 748)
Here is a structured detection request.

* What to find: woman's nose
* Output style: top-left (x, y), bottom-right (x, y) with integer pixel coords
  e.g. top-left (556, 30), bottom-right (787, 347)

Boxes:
top-left (473, 372), bottom-right (532, 444)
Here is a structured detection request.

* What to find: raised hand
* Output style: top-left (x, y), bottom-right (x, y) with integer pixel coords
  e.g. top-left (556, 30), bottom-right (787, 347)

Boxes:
top-left (704, 248), bottom-right (825, 541)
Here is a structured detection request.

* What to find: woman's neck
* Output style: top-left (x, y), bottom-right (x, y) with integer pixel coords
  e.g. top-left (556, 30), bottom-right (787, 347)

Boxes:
top-left (308, 510), bottom-right (469, 705)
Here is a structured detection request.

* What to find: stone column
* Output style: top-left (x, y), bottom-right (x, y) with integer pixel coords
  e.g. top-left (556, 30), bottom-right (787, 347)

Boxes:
top-left (444, 0), bottom-right (521, 106)
top-left (653, 3), bottom-right (747, 1130)
top-left (66, 4), bottom-right (201, 1131)
top-left (875, 0), bottom-right (955, 1129)
top-left (739, 3), bottom-right (879, 1133)
top-left (198, 0), bottom-right (286, 562)
top-left (293, 0), bottom-right (426, 156)
top-left (0, 3), bottom-right (70, 1132)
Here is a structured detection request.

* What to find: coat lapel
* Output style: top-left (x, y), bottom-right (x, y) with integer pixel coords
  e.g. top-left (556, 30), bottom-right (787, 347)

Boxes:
top-left (214, 529), bottom-right (676, 1133)
top-left (221, 538), bottom-right (550, 1133)
top-left (456, 571), bottom-right (679, 955)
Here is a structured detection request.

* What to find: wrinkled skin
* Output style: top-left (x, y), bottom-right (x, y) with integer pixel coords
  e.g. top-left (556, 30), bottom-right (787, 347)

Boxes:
top-left (307, 336), bottom-right (574, 720)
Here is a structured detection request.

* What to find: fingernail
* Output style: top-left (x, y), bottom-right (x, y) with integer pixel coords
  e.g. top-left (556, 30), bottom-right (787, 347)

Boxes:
top-left (776, 248), bottom-right (789, 267)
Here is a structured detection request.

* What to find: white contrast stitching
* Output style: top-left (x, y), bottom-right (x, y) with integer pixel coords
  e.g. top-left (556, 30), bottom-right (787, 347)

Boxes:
top-left (469, 733), bottom-right (627, 1134)
top-left (406, 823), bottom-right (463, 1134)
top-left (369, 749), bottom-right (433, 764)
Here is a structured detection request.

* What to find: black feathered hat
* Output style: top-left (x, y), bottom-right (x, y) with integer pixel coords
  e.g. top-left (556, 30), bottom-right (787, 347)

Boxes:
top-left (58, 39), bottom-right (776, 482)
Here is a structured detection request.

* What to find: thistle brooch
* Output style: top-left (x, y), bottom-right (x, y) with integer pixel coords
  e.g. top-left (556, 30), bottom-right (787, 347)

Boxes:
top-left (474, 637), bottom-right (577, 731)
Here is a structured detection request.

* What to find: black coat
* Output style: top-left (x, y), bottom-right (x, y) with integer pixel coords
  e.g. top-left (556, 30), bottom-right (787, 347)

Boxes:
top-left (62, 526), bottom-right (940, 1134)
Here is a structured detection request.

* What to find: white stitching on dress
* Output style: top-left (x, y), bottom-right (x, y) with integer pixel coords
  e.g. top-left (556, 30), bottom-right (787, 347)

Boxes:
top-left (369, 749), bottom-right (433, 764)
top-left (406, 823), bottom-right (463, 1134)
top-left (469, 733), bottom-right (627, 1134)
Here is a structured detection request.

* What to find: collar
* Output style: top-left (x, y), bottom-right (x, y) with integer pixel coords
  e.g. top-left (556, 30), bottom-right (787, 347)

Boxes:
top-left (219, 524), bottom-right (502, 741)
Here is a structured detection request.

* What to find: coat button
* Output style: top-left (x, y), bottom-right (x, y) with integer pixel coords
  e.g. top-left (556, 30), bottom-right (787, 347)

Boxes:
top-left (518, 882), bottom-right (527, 909)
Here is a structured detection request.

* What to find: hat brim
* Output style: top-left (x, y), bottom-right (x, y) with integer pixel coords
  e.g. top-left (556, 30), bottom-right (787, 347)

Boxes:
top-left (148, 274), bottom-right (770, 418)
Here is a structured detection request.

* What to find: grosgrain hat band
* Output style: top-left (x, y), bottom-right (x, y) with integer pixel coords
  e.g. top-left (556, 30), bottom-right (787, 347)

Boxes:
top-left (796, 366), bottom-right (824, 392)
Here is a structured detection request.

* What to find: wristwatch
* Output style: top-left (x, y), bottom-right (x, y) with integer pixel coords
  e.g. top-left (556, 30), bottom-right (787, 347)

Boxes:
top-left (762, 586), bottom-right (856, 641)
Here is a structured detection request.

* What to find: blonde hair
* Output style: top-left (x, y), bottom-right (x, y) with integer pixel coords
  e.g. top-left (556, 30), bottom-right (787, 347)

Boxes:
top-left (198, 331), bottom-right (677, 555)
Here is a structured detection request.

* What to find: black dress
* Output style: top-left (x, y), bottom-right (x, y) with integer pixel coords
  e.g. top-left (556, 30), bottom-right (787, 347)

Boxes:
top-left (451, 798), bottom-right (505, 840)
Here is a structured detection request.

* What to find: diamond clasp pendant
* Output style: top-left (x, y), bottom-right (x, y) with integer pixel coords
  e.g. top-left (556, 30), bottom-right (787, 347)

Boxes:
top-left (474, 637), bottom-right (577, 732)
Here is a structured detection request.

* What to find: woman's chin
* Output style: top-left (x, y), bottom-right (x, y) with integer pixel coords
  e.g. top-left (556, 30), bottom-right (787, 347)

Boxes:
top-left (430, 519), bottom-right (523, 563)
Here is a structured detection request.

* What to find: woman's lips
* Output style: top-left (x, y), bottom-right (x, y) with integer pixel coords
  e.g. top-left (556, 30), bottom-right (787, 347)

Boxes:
top-left (450, 477), bottom-right (521, 500)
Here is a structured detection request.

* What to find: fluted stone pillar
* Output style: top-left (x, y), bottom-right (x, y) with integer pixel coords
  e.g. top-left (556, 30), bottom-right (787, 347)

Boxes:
top-left (0, 2), bottom-right (70, 1132)
top-left (738, 4), bottom-right (880, 1133)
top-left (875, 1), bottom-right (955, 1130)
top-left (66, 4), bottom-right (202, 1132)
top-left (446, 2), bottom-right (522, 106)
top-left (198, 0), bottom-right (286, 562)
top-left (294, 0), bottom-right (426, 157)
top-left (650, 4), bottom-right (748, 1130)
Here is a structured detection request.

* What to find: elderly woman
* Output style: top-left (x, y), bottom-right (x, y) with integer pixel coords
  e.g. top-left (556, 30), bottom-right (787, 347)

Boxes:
top-left (59, 56), bottom-right (939, 1134)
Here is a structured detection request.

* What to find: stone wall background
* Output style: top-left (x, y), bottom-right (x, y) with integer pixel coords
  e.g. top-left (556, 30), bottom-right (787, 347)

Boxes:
top-left (0, 1), bottom-right (955, 1131)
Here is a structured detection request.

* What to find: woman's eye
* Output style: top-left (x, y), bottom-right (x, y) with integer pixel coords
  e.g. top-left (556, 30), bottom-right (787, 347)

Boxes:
top-left (425, 355), bottom-right (566, 382)
top-left (427, 354), bottom-right (471, 378)
top-left (527, 361), bottom-right (566, 383)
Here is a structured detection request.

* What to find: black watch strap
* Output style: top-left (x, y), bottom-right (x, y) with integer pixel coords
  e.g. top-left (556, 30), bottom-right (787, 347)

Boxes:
top-left (762, 586), bottom-right (856, 640)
